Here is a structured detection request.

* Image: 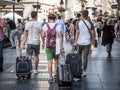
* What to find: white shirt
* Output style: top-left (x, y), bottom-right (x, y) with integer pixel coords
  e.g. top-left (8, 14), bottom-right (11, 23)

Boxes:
top-left (96, 21), bottom-right (102, 29)
top-left (77, 20), bottom-right (91, 45)
top-left (25, 21), bottom-right (42, 45)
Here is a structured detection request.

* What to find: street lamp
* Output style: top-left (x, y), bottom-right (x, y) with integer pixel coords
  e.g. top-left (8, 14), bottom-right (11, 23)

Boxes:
top-left (58, 0), bottom-right (65, 15)
top-left (60, 0), bottom-right (64, 5)
top-left (32, 0), bottom-right (41, 13)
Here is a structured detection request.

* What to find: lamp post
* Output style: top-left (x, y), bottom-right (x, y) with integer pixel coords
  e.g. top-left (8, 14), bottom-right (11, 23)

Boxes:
top-left (60, 0), bottom-right (64, 6)
top-left (12, 0), bottom-right (15, 22)
top-left (60, 0), bottom-right (64, 15)
top-left (58, 0), bottom-right (66, 18)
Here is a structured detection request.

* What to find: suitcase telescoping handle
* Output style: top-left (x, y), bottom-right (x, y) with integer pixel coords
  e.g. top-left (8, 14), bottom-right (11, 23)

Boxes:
top-left (59, 52), bottom-right (66, 65)
top-left (16, 44), bottom-right (27, 57)
top-left (71, 46), bottom-right (78, 53)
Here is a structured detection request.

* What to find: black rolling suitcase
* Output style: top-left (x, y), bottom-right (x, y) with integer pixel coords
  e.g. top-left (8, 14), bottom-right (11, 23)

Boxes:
top-left (66, 49), bottom-right (82, 79)
top-left (58, 53), bottom-right (72, 87)
top-left (16, 45), bottom-right (32, 80)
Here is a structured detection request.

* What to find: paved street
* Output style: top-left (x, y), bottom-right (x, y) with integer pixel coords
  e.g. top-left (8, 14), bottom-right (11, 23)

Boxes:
top-left (1, 39), bottom-right (120, 90)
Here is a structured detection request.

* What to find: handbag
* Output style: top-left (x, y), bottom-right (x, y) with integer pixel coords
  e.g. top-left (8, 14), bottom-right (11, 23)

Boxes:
top-left (111, 31), bottom-right (115, 38)
top-left (82, 20), bottom-right (98, 48)
top-left (93, 39), bottom-right (98, 48)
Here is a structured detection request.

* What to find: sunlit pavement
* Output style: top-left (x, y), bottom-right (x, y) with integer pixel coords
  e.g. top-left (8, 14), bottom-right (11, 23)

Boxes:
top-left (1, 39), bottom-right (120, 90)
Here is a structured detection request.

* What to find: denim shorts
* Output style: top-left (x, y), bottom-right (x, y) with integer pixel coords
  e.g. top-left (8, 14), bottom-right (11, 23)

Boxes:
top-left (27, 44), bottom-right (40, 56)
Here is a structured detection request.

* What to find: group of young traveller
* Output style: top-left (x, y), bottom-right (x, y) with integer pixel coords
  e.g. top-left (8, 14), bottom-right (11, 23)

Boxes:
top-left (0, 10), bottom-right (119, 84)
top-left (21, 10), bottom-right (97, 84)
top-left (21, 11), bottom-right (62, 83)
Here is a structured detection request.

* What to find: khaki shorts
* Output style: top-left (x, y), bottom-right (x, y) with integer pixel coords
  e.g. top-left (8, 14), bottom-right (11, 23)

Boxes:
top-left (45, 48), bottom-right (58, 60)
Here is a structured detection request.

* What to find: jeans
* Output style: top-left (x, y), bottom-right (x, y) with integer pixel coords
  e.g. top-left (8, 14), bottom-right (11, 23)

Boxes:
top-left (77, 44), bottom-right (91, 70)
top-left (9, 29), bottom-right (17, 47)
top-left (106, 43), bottom-right (112, 53)
top-left (0, 41), bottom-right (3, 68)
top-left (97, 28), bottom-right (101, 38)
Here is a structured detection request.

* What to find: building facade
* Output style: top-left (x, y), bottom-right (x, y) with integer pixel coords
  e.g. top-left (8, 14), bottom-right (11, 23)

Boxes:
top-left (0, 0), bottom-right (115, 21)
top-left (21, 0), bottom-right (60, 21)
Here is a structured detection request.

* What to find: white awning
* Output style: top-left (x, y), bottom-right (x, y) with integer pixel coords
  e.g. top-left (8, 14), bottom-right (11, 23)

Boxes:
top-left (2, 12), bottom-right (23, 19)
top-left (0, 0), bottom-right (21, 5)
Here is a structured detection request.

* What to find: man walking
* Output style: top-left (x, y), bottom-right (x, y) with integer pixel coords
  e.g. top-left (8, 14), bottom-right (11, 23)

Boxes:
top-left (74, 10), bottom-right (96, 77)
top-left (6, 18), bottom-right (17, 49)
top-left (56, 15), bottom-right (66, 43)
top-left (22, 11), bottom-right (43, 74)
top-left (72, 13), bottom-right (81, 39)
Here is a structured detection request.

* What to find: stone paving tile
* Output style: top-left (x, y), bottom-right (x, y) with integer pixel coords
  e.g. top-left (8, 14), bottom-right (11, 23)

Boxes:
top-left (1, 40), bottom-right (120, 90)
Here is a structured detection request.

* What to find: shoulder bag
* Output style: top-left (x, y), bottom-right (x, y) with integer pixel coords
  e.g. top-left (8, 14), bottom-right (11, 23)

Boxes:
top-left (82, 20), bottom-right (98, 48)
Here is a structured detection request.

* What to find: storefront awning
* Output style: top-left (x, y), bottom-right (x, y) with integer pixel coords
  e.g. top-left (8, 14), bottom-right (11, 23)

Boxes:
top-left (0, 0), bottom-right (21, 5)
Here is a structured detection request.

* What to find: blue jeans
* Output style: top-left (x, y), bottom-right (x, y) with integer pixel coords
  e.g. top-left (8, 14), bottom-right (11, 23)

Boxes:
top-left (0, 41), bottom-right (3, 67)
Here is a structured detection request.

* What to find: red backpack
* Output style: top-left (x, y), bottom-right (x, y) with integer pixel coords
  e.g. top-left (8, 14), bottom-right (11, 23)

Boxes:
top-left (46, 23), bottom-right (57, 48)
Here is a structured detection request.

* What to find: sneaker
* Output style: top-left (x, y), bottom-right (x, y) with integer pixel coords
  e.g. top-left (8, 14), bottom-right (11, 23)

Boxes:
top-left (53, 74), bottom-right (58, 79)
top-left (73, 77), bottom-right (81, 81)
top-left (33, 70), bottom-right (38, 74)
top-left (48, 78), bottom-right (53, 84)
top-left (82, 71), bottom-right (87, 77)
top-left (108, 52), bottom-right (111, 56)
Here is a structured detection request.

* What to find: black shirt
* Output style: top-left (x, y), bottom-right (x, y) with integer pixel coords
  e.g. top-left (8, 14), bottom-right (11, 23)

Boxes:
top-left (7, 20), bottom-right (16, 30)
top-left (72, 19), bottom-right (80, 30)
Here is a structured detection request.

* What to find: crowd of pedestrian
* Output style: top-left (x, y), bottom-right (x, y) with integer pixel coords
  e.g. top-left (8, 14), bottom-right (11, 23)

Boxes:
top-left (0, 10), bottom-right (120, 85)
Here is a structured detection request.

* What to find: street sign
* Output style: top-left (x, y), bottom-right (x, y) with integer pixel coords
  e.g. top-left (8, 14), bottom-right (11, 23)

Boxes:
top-left (111, 5), bottom-right (118, 9)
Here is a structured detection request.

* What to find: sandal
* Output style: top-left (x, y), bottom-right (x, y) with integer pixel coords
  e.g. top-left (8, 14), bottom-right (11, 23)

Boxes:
top-left (53, 74), bottom-right (58, 79)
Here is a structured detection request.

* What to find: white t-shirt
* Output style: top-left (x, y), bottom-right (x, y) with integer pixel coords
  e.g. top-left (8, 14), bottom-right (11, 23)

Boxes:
top-left (43, 23), bottom-right (61, 39)
top-left (77, 20), bottom-right (91, 45)
top-left (25, 21), bottom-right (42, 45)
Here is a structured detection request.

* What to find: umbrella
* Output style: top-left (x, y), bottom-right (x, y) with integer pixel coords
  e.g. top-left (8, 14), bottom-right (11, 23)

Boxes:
top-left (2, 12), bottom-right (23, 23)
top-left (2, 12), bottom-right (22, 19)
top-left (0, 0), bottom-right (23, 22)
top-left (0, 0), bottom-right (21, 5)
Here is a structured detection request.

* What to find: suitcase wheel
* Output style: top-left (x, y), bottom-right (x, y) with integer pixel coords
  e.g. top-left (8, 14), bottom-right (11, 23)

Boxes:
top-left (17, 76), bottom-right (21, 80)
top-left (27, 75), bottom-right (31, 80)
top-left (17, 75), bottom-right (25, 80)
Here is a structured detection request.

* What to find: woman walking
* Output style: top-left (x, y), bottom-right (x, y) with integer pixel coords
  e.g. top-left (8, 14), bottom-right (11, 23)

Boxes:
top-left (96, 18), bottom-right (102, 42)
top-left (101, 19), bottom-right (115, 55)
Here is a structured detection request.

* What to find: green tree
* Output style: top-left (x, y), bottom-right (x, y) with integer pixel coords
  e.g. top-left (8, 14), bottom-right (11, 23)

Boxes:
top-left (77, 0), bottom-right (88, 11)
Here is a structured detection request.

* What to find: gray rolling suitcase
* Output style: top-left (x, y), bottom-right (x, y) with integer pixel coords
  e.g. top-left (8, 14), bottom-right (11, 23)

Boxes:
top-left (58, 53), bottom-right (72, 87)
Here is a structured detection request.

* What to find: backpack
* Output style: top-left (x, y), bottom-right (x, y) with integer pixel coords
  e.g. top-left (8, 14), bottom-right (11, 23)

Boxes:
top-left (46, 23), bottom-right (57, 48)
